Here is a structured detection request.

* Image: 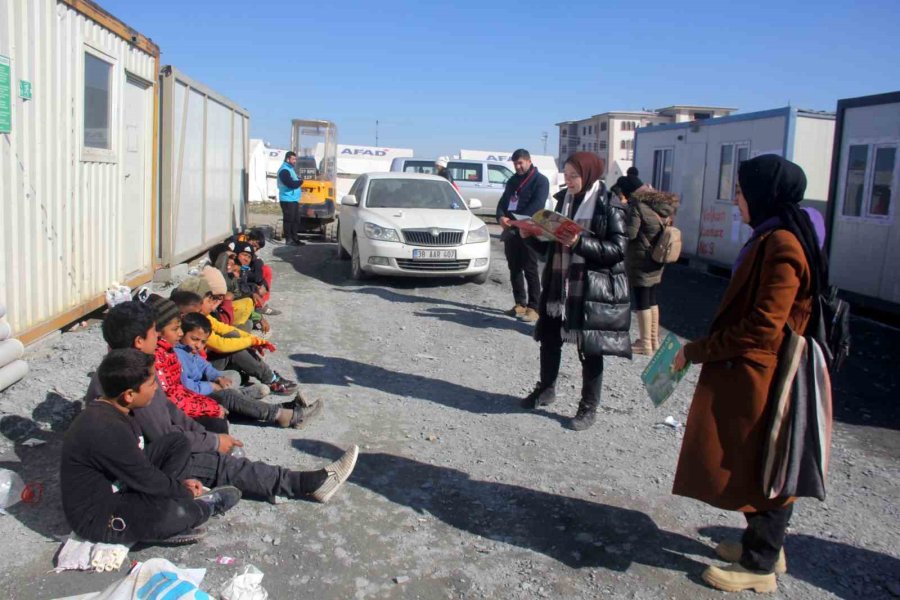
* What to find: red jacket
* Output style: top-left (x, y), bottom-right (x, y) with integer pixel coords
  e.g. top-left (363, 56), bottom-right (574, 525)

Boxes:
top-left (155, 339), bottom-right (222, 418)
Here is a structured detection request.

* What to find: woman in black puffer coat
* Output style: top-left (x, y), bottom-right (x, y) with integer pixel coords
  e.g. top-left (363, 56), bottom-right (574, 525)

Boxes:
top-left (520, 152), bottom-right (632, 430)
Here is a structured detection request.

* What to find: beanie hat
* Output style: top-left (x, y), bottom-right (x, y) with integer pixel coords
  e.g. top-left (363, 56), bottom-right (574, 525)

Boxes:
top-left (435, 156), bottom-right (449, 169)
top-left (146, 293), bottom-right (180, 329)
top-left (176, 276), bottom-right (212, 297)
top-left (236, 242), bottom-right (254, 256)
top-left (202, 266), bottom-right (228, 295)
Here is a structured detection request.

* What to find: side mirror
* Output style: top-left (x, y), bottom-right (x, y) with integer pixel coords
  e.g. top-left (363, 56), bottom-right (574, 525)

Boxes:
top-left (341, 195), bottom-right (358, 207)
top-left (468, 198), bottom-right (483, 210)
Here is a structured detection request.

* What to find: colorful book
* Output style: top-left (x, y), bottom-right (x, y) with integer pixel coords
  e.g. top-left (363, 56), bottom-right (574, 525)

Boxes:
top-left (510, 209), bottom-right (588, 242)
top-left (641, 333), bottom-right (690, 406)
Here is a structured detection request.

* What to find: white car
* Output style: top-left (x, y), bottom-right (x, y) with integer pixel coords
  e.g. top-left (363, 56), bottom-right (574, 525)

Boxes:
top-left (336, 173), bottom-right (492, 283)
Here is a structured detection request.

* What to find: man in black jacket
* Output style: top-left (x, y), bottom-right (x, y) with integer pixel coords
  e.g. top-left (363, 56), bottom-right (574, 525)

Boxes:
top-left (496, 149), bottom-right (550, 322)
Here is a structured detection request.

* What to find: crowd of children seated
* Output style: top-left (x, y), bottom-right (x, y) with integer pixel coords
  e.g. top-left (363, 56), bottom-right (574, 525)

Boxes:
top-left (61, 229), bottom-right (358, 546)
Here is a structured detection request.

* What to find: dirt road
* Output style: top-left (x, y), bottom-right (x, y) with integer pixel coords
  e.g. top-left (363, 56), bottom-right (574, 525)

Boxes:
top-left (0, 225), bottom-right (897, 599)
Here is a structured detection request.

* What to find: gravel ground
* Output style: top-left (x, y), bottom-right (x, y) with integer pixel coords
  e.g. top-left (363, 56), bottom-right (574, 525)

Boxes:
top-left (0, 223), bottom-right (898, 600)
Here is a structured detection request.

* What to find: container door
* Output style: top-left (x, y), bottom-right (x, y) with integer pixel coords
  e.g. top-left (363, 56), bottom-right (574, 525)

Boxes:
top-left (122, 75), bottom-right (152, 277)
top-left (676, 143), bottom-right (707, 255)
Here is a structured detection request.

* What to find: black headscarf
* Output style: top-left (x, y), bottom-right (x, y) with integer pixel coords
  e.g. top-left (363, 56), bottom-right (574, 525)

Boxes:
top-left (737, 154), bottom-right (828, 294)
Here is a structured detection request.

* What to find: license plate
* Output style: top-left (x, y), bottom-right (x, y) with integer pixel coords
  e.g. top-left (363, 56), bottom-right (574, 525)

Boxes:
top-left (412, 249), bottom-right (456, 260)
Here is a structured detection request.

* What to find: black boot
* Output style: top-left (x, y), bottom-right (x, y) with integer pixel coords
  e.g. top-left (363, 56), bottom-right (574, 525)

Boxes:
top-left (521, 382), bottom-right (556, 409)
top-left (569, 357), bottom-right (603, 431)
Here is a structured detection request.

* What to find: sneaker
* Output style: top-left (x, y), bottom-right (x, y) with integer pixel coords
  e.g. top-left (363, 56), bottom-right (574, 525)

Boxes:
top-left (716, 541), bottom-right (787, 574)
top-left (311, 445), bottom-right (359, 504)
top-left (519, 307), bottom-right (539, 323)
top-left (269, 374), bottom-right (299, 396)
top-left (506, 304), bottom-right (526, 317)
top-left (290, 389), bottom-right (315, 408)
top-left (259, 305), bottom-right (281, 316)
top-left (701, 564), bottom-right (777, 593)
top-left (521, 382), bottom-right (556, 409)
top-left (195, 485), bottom-right (242, 517)
top-left (289, 399), bottom-right (324, 429)
top-left (144, 526), bottom-right (208, 545)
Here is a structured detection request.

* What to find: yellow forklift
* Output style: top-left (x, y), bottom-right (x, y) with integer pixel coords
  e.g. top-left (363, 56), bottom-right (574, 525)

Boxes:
top-left (290, 119), bottom-right (337, 236)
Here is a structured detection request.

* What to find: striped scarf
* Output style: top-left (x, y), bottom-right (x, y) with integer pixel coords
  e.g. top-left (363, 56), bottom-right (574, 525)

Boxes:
top-left (545, 180), bottom-right (601, 344)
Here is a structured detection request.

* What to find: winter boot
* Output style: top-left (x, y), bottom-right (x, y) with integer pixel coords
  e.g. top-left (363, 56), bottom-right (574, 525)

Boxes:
top-left (701, 564), bottom-right (777, 593)
top-left (521, 382), bottom-right (556, 409)
top-left (631, 309), bottom-right (653, 355)
top-left (650, 305), bottom-right (661, 351)
top-left (570, 362), bottom-right (602, 431)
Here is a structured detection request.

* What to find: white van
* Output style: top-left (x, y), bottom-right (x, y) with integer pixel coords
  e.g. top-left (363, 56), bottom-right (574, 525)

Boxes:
top-left (390, 157), bottom-right (514, 217)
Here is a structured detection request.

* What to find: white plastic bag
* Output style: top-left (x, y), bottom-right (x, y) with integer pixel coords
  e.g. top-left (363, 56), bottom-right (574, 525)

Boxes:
top-left (105, 283), bottom-right (134, 309)
top-left (219, 565), bottom-right (268, 600)
top-left (53, 558), bottom-right (208, 600)
top-left (0, 468), bottom-right (25, 511)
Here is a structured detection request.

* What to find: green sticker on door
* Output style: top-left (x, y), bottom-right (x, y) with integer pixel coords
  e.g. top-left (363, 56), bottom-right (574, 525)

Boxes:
top-left (0, 55), bottom-right (11, 133)
top-left (20, 80), bottom-right (32, 100)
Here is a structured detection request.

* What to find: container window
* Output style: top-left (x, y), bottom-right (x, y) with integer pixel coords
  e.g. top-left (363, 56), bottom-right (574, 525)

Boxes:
top-left (653, 148), bottom-right (673, 192)
top-left (841, 145), bottom-right (868, 217)
top-left (718, 144), bottom-right (735, 200)
top-left (84, 53), bottom-right (112, 149)
top-left (868, 146), bottom-right (896, 217)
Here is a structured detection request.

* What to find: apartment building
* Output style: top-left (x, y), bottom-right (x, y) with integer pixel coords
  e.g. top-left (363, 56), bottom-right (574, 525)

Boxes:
top-left (556, 105), bottom-right (735, 180)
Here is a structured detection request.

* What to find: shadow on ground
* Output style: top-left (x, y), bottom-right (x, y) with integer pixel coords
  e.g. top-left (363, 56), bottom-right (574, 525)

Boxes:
top-left (700, 525), bottom-right (900, 599)
top-left (0, 392), bottom-right (82, 541)
top-left (290, 353), bottom-right (519, 415)
top-left (294, 439), bottom-right (711, 578)
top-left (658, 264), bottom-right (900, 431)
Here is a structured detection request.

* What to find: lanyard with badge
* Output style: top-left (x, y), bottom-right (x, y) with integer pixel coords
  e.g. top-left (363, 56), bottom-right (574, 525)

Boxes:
top-left (508, 168), bottom-right (536, 212)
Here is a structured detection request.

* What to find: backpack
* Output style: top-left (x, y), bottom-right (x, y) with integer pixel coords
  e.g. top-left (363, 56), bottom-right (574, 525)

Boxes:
top-left (811, 285), bottom-right (851, 373)
top-left (645, 212), bottom-right (682, 264)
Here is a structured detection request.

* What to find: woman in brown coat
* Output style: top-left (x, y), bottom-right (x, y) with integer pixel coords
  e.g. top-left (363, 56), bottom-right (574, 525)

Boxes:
top-left (623, 188), bottom-right (679, 354)
top-left (671, 155), bottom-right (828, 593)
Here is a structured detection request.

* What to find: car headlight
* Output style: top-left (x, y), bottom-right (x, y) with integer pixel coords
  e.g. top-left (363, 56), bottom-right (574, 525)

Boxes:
top-left (466, 223), bottom-right (489, 244)
top-left (364, 222), bottom-right (401, 242)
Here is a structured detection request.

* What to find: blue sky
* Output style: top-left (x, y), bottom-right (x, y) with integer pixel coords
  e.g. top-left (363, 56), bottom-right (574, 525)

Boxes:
top-left (104, 0), bottom-right (899, 158)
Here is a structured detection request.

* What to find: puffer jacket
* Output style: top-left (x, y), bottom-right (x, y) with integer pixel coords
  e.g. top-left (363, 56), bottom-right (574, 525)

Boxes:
top-left (625, 190), bottom-right (679, 287)
top-left (534, 185), bottom-right (632, 358)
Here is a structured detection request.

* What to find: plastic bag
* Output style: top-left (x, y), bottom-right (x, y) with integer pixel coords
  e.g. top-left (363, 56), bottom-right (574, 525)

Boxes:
top-left (53, 558), bottom-right (209, 600)
top-left (105, 284), bottom-right (134, 309)
top-left (0, 468), bottom-right (25, 511)
top-left (219, 565), bottom-right (268, 600)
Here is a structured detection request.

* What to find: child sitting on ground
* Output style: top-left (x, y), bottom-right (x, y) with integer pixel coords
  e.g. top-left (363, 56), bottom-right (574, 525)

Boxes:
top-left (148, 294), bottom-right (316, 428)
top-left (174, 274), bottom-right (299, 397)
top-left (176, 311), bottom-right (318, 428)
top-left (85, 302), bottom-right (357, 505)
top-left (61, 348), bottom-right (241, 544)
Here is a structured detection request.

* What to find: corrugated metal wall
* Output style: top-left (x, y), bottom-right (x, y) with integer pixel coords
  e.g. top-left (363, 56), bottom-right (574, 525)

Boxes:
top-left (159, 66), bottom-right (249, 265)
top-left (0, 0), bottom-right (157, 342)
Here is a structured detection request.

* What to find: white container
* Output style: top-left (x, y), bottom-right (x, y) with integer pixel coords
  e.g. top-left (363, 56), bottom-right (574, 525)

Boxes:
top-left (0, 0), bottom-right (159, 345)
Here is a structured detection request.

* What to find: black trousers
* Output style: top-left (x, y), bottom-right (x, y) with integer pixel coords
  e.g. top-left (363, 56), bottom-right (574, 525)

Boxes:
top-left (280, 201), bottom-right (300, 241)
top-left (740, 504), bottom-right (794, 573)
top-left (209, 388), bottom-right (279, 422)
top-left (187, 450), bottom-right (292, 501)
top-left (504, 233), bottom-right (541, 309)
top-left (538, 316), bottom-right (604, 402)
top-left (76, 433), bottom-right (211, 543)
top-left (209, 349), bottom-right (274, 385)
top-left (632, 285), bottom-right (659, 310)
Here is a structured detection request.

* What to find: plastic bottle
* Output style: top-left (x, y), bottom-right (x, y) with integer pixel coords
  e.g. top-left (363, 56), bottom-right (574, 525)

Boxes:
top-left (230, 446), bottom-right (246, 459)
top-left (0, 469), bottom-right (25, 510)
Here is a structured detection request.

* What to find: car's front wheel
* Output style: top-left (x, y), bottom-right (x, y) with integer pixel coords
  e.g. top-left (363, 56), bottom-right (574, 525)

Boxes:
top-left (470, 270), bottom-right (489, 284)
top-left (350, 237), bottom-right (369, 280)
top-left (337, 223), bottom-right (350, 260)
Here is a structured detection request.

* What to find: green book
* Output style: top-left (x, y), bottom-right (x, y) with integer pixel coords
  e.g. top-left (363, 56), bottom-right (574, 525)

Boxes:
top-left (641, 333), bottom-right (690, 406)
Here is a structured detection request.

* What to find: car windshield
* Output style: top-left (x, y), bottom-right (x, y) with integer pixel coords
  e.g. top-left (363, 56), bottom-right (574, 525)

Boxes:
top-left (366, 179), bottom-right (464, 210)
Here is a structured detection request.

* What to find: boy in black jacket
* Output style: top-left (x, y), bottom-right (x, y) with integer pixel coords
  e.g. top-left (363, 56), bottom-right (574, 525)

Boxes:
top-left (61, 349), bottom-right (240, 544)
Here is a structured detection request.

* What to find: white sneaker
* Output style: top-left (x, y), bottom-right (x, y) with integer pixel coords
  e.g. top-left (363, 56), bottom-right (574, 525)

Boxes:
top-left (311, 445), bottom-right (359, 504)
